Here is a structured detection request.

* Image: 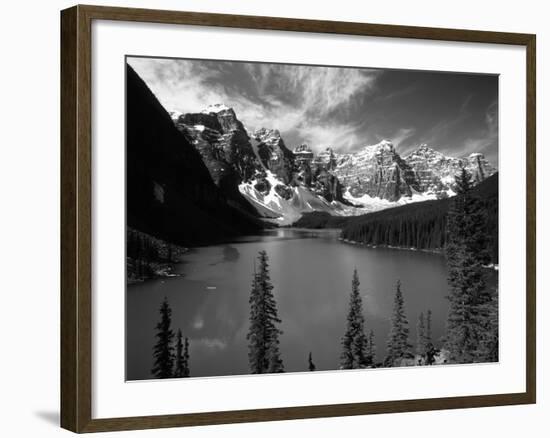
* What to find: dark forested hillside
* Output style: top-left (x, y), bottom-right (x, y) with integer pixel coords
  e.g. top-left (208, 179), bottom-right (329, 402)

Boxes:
top-left (126, 64), bottom-right (263, 247)
top-left (340, 173), bottom-right (498, 263)
top-left (292, 211), bottom-right (352, 229)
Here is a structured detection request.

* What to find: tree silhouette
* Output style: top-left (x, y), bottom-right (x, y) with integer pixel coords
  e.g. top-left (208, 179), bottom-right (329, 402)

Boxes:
top-left (385, 280), bottom-right (412, 366)
top-left (174, 330), bottom-right (190, 378)
top-left (365, 329), bottom-right (376, 366)
top-left (416, 312), bottom-right (428, 363)
top-left (308, 352), bottom-right (316, 372)
top-left (151, 297), bottom-right (175, 378)
top-left (340, 269), bottom-right (369, 369)
top-left (183, 336), bottom-right (190, 377)
top-left (445, 169), bottom-right (494, 363)
top-left (246, 251), bottom-right (284, 373)
top-left (426, 309), bottom-right (433, 345)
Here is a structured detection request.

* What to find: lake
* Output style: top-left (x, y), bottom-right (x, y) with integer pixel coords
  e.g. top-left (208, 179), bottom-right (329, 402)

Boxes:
top-left (126, 228), bottom-right (497, 380)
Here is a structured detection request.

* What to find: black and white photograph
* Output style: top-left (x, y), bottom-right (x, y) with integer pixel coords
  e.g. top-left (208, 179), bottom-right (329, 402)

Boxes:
top-left (125, 56), bottom-right (499, 380)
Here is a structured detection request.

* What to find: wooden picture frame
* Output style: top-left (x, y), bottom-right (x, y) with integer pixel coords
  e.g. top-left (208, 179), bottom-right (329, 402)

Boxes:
top-left (60, 4), bottom-right (536, 433)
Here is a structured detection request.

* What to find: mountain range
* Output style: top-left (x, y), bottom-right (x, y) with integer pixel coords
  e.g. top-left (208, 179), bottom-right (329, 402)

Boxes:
top-left (171, 101), bottom-right (496, 224)
top-left (126, 65), bottom-right (496, 236)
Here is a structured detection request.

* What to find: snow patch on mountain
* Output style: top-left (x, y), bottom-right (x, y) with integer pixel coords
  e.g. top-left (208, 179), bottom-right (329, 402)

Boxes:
top-left (201, 103), bottom-right (231, 114)
top-left (239, 171), bottom-right (366, 225)
top-left (343, 188), bottom-right (438, 212)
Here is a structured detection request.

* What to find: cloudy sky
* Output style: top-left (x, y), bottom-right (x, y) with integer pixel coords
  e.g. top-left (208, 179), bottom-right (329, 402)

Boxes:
top-left (128, 56), bottom-right (498, 165)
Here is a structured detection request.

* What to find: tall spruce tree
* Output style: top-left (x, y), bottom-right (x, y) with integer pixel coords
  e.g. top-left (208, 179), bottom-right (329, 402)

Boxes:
top-left (174, 329), bottom-right (185, 377)
top-left (365, 329), bottom-right (376, 366)
top-left (416, 312), bottom-right (428, 361)
top-left (308, 352), bottom-right (316, 372)
top-left (385, 280), bottom-right (412, 366)
top-left (424, 309), bottom-right (437, 365)
top-left (340, 269), bottom-right (369, 369)
top-left (445, 169), bottom-right (493, 363)
top-left (183, 336), bottom-right (190, 377)
top-left (478, 287), bottom-right (499, 362)
top-left (151, 297), bottom-right (175, 378)
top-left (426, 309), bottom-right (433, 345)
top-left (246, 251), bottom-right (284, 373)
top-left (174, 330), bottom-right (190, 378)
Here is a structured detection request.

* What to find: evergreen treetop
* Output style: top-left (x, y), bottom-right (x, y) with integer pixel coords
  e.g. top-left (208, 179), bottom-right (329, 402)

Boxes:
top-left (308, 352), bottom-right (316, 372)
top-left (246, 251), bottom-right (284, 374)
top-left (174, 330), bottom-right (190, 378)
top-left (385, 280), bottom-right (412, 366)
top-left (340, 268), bottom-right (369, 369)
top-left (445, 169), bottom-right (494, 363)
top-left (151, 297), bottom-right (175, 379)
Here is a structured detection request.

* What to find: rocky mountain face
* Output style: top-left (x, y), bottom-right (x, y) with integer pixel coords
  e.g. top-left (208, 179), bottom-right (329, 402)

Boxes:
top-left (403, 144), bottom-right (496, 196)
top-left (173, 106), bottom-right (260, 213)
top-left (333, 141), bottom-right (496, 202)
top-left (252, 128), bottom-right (296, 185)
top-left (126, 65), bottom-right (263, 246)
top-left (173, 107), bottom-right (350, 223)
top-left (334, 140), bottom-right (419, 202)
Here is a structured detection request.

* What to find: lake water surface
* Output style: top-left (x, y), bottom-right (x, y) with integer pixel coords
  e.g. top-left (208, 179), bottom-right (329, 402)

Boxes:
top-left (126, 228), bottom-right (496, 380)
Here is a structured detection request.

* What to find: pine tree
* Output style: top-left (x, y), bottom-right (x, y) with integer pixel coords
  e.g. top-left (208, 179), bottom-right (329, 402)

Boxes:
top-left (174, 329), bottom-right (184, 377)
top-left (365, 329), bottom-right (376, 366)
top-left (246, 251), bottom-right (284, 373)
top-left (416, 312), bottom-right (428, 362)
top-left (308, 352), bottom-right (316, 371)
top-left (340, 269), bottom-right (369, 369)
top-left (478, 287), bottom-right (499, 362)
top-left (174, 330), bottom-right (191, 378)
top-left (426, 309), bottom-right (433, 345)
top-left (183, 336), bottom-right (190, 377)
top-left (445, 169), bottom-right (493, 363)
top-left (385, 280), bottom-right (412, 367)
top-left (151, 297), bottom-right (175, 378)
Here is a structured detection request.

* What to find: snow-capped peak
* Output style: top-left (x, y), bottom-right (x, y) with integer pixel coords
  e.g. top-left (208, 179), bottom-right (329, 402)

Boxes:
top-left (169, 110), bottom-right (183, 121)
top-left (378, 139), bottom-right (394, 148)
top-left (360, 139), bottom-right (395, 154)
top-left (201, 103), bottom-right (231, 114)
top-left (405, 144), bottom-right (446, 161)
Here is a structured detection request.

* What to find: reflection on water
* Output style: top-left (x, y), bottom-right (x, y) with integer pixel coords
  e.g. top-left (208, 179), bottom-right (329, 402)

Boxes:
top-left (209, 245), bottom-right (240, 266)
top-left (126, 228), bottom-right (497, 380)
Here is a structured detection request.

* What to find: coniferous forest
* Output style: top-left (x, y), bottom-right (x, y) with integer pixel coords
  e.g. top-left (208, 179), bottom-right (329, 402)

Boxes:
top-left (296, 173), bottom-right (498, 265)
top-left (151, 297), bottom-right (191, 379)
top-left (127, 228), bottom-right (187, 283)
top-left (342, 173), bottom-right (498, 263)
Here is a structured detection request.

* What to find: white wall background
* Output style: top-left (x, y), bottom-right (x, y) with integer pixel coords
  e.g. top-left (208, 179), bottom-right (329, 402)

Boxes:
top-left (0, 0), bottom-right (546, 436)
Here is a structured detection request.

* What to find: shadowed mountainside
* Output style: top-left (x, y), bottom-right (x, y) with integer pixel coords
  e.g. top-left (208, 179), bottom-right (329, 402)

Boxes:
top-left (126, 64), bottom-right (263, 247)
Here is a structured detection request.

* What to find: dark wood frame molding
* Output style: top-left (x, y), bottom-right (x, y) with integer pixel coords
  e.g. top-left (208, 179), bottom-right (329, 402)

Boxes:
top-left (60, 4), bottom-right (536, 433)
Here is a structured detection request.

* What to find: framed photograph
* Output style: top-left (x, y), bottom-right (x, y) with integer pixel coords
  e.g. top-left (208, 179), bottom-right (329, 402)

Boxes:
top-left (60, 4), bottom-right (536, 433)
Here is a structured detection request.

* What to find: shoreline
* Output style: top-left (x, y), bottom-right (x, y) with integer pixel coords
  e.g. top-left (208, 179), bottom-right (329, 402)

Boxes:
top-left (339, 238), bottom-right (444, 255)
top-left (338, 238), bottom-right (499, 271)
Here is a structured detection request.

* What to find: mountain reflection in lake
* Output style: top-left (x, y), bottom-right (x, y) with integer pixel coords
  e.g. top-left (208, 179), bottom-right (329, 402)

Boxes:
top-left (126, 228), bottom-right (497, 380)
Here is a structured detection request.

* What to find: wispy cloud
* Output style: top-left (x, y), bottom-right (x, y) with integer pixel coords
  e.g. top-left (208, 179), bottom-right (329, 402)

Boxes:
top-left (128, 57), bottom-right (498, 164)
top-left (293, 121), bottom-right (366, 152)
top-left (460, 100), bottom-right (498, 157)
top-left (128, 58), bottom-right (379, 152)
top-left (390, 128), bottom-right (416, 148)
top-left (420, 115), bottom-right (466, 148)
top-left (374, 84), bottom-right (417, 102)
top-left (128, 58), bottom-right (228, 114)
